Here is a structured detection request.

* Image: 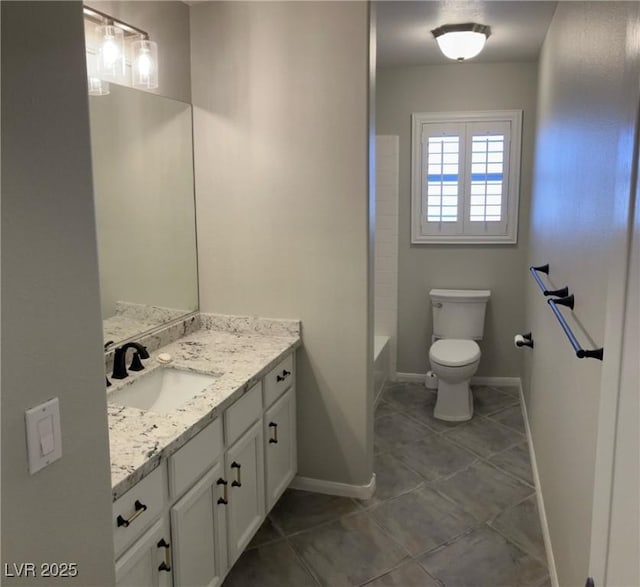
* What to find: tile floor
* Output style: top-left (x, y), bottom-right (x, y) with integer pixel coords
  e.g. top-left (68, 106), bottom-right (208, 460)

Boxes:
top-left (223, 382), bottom-right (551, 587)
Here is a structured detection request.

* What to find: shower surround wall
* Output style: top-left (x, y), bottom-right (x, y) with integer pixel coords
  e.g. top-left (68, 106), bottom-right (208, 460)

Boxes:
top-left (374, 135), bottom-right (399, 377)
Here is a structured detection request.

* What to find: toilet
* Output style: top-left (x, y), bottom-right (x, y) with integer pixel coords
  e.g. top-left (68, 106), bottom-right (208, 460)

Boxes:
top-left (428, 289), bottom-right (491, 421)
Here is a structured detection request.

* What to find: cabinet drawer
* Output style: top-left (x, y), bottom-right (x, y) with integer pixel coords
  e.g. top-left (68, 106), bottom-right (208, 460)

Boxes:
top-left (113, 463), bottom-right (167, 558)
top-left (263, 354), bottom-right (294, 408)
top-left (225, 382), bottom-right (262, 446)
top-left (169, 417), bottom-right (223, 500)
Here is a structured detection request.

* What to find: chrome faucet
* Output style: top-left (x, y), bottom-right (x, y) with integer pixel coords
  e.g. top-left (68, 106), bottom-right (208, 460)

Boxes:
top-left (112, 342), bottom-right (150, 380)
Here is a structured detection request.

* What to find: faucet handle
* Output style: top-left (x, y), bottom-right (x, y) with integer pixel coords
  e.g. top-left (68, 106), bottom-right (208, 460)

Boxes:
top-left (129, 352), bottom-right (145, 372)
top-left (138, 345), bottom-right (150, 360)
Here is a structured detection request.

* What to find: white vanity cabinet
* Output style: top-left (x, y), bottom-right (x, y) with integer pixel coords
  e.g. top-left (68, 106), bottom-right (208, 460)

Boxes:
top-left (263, 352), bottom-right (297, 511)
top-left (113, 351), bottom-right (296, 587)
top-left (264, 387), bottom-right (297, 510)
top-left (170, 463), bottom-right (227, 587)
top-left (115, 517), bottom-right (173, 587)
top-left (225, 419), bottom-right (265, 565)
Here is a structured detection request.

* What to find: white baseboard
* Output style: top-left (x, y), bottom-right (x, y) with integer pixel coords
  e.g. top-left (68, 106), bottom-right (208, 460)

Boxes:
top-left (519, 380), bottom-right (559, 587)
top-left (290, 473), bottom-right (376, 500)
top-left (395, 372), bottom-right (521, 388)
top-left (395, 372), bottom-right (426, 383)
top-left (472, 376), bottom-right (521, 387)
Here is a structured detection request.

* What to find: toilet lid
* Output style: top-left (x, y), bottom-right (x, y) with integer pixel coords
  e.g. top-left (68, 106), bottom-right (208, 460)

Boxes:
top-left (430, 339), bottom-right (481, 367)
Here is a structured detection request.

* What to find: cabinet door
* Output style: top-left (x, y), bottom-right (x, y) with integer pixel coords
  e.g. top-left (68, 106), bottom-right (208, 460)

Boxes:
top-left (264, 387), bottom-right (297, 510)
top-left (225, 420), bottom-right (265, 565)
top-left (115, 518), bottom-right (172, 587)
top-left (170, 462), bottom-right (227, 587)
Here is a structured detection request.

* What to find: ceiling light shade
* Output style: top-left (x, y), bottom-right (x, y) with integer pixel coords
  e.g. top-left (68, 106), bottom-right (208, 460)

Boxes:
top-left (96, 24), bottom-right (126, 82)
top-left (432, 23), bottom-right (491, 62)
top-left (131, 38), bottom-right (159, 90)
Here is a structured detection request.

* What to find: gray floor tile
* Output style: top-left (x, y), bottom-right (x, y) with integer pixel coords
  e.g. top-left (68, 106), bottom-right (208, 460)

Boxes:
top-left (369, 486), bottom-right (476, 556)
top-left (430, 461), bottom-right (534, 522)
top-left (223, 540), bottom-right (318, 587)
top-left (490, 496), bottom-right (547, 562)
top-left (392, 434), bottom-right (478, 481)
top-left (289, 512), bottom-right (409, 587)
top-left (500, 385), bottom-right (522, 397)
top-left (472, 385), bottom-right (520, 416)
top-left (489, 443), bottom-right (535, 485)
top-left (358, 452), bottom-right (424, 506)
top-left (248, 516), bottom-right (283, 549)
top-left (363, 561), bottom-right (441, 586)
top-left (442, 417), bottom-right (523, 458)
top-left (417, 525), bottom-right (549, 587)
top-left (391, 390), bottom-right (464, 434)
top-left (269, 489), bottom-right (359, 535)
top-left (383, 382), bottom-right (435, 412)
top-left (489, 405), bottom-right (526, 433)
top-left (374, 412), bottom-right (432, 454)
top-left (375, 400), bottom-right (398, 419)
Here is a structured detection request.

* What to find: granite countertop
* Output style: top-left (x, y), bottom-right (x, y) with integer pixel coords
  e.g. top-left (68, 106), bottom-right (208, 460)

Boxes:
top-left (107, 316), bottom-right (301, 500)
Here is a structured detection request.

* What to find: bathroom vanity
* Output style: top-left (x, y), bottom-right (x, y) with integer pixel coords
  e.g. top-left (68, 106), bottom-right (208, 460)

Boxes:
top-left (107, 314), bottom-right (300, 586)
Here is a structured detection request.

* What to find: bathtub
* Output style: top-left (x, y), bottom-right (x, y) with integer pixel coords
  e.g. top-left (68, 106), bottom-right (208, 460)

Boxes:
top-left (373, 335), bottom-right (390, 405)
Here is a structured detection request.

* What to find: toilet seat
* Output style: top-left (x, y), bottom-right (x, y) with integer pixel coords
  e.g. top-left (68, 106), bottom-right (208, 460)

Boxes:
top-left (430, 339), bottom-right (480, 367)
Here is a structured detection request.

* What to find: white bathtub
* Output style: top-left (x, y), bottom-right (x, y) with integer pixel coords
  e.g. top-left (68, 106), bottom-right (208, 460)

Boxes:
top-left (373, 335), bottom-right (390, 405)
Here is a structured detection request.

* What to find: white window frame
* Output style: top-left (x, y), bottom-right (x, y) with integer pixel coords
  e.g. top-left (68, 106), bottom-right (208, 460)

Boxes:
top-left (411, 110), bottom-right (522, 244)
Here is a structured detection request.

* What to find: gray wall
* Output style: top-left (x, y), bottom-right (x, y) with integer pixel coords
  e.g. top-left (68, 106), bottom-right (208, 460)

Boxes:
top-left (377, 62), bottom-right (538, 377)
top-left (1, 2), bottom-right (115, 584)
top-left (523, 3), bottom-right (640, 585)
top-left (85, 0), bottom-right (191, 102)
top-left (190, 1), bottom-right (373, 487)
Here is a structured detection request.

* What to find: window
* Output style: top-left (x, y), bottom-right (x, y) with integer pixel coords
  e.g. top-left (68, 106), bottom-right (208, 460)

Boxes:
top-left (411, 110), bottom-right (522, 244)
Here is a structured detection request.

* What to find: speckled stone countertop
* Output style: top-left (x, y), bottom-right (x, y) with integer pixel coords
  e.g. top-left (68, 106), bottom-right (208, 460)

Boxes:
top-left (107, 314), bottom-right (301, 500)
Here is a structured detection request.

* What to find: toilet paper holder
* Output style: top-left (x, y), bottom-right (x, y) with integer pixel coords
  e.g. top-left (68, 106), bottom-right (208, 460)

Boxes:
top-left (515, 332), bottom-right (534, 349)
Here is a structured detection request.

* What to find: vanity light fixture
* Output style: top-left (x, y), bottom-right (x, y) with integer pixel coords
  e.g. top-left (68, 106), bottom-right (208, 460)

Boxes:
top-left (431, 23), bottom-right (491, 62)
top-left (86, 51), bottom-right (110, 96)
top-left (131, 37), bottom-right (158, 90)
top-left (83, 5), bottom-right (159, 91)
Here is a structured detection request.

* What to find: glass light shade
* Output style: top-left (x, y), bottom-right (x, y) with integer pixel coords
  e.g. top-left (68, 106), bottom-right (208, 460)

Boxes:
top-left (86, 52), bottom-right (110, 96)
top-left (435, 30), bottom-right (487, 61)
top-left (96, 24), bottom-right (125, 82)
top-left (131, 39), bottom-right (158, 90)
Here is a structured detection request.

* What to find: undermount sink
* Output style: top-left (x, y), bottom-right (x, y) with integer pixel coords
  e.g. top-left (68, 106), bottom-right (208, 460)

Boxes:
top-left (108, 367), bottom-right (220, 414)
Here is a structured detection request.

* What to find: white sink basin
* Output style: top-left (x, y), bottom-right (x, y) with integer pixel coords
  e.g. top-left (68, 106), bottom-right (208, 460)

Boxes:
top-left (108, 368), bottom-right (219, 414)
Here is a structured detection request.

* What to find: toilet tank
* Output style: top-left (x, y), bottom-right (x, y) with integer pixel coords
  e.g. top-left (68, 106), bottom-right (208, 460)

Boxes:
top-left (430, 289), bottom-right (491, 340)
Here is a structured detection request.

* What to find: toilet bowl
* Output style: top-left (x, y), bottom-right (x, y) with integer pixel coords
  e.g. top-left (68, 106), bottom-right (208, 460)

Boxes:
top-left (429, 338), bottom-right (480, 421)
top-left (427, 288), bottom-right (490, 422)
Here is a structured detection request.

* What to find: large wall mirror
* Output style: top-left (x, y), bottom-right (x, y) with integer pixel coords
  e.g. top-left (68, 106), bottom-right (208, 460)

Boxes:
top-left (89, 84), bottom-right (198, 347)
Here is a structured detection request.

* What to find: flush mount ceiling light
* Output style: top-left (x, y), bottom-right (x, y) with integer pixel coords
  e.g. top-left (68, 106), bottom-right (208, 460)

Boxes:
top-left (83, 5), bottom-right (159, 93)
top-left (431, 23), bottom-right (491, 62)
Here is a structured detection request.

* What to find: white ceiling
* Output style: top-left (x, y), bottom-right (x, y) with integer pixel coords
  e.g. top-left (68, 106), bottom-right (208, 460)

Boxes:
top-left (376, 1), bottom-right (557, 67)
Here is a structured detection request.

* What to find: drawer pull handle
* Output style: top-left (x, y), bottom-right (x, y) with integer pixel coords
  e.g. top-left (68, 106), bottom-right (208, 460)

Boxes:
top-left (231, 461), bottom-right (242, 487)
top-left (269, 422), bottom-right (279, 444)
top-left (276, 369), bottom-right (291, 382)
top-left (157, 538), bottom-right (171, 573)
top-left (116, 500), bottom-right (147, 528)
top-left (216, 478), bottom-right (228, 505)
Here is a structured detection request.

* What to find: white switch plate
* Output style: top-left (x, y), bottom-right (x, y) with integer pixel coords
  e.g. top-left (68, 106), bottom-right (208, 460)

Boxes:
top-left (25, 397), bottom-right (62, 474)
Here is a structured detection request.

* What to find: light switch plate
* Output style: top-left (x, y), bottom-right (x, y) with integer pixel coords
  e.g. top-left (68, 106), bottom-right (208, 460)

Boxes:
top-left (25, 397), bottom-right (62, 474)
